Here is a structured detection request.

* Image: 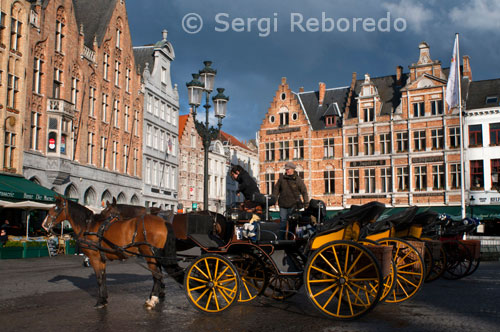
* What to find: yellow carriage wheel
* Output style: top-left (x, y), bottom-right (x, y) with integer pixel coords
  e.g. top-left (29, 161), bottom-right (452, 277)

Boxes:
top-left (378, 238), bottom-right (425, 303)
top-left (232, 252), bottom-right (268, 302)
top-left (358, 239), bottom-right (397, 303)
top-left (184, 254), bottom-right (240, 313)
top-left (304, 241), bottom-right (383, 320)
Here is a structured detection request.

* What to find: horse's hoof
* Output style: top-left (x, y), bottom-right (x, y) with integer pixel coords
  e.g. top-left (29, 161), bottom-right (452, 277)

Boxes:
top-left (94, 302), bottom-right (107, 309)
top-left (145, 296), bottom-right (159, 309)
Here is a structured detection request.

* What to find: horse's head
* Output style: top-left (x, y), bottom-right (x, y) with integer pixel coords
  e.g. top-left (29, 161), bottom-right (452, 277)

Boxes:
top-left (100, 197), bottom-right (121, 219)
top-left (43, 195), bottom-right (69, 232)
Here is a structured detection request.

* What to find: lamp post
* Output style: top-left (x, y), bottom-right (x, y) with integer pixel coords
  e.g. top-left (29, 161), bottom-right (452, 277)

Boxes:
top-left (186, 61), bottom-right (229, 211)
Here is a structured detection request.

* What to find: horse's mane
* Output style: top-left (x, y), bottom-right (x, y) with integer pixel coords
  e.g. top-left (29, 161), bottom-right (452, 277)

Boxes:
top-left (66, 199), bottom-right (94, 225)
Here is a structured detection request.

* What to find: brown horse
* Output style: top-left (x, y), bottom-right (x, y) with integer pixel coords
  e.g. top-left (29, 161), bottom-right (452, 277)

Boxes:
top-left (42, 196), bottom-right (182, 309)
top-left (101, 199), bottom-right (231, 249)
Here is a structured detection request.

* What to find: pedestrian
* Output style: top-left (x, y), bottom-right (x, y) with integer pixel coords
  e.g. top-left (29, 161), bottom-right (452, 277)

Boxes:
top-left (230, 165), bottom-right (260, 202)
top-left (0, 228), bottom-right (8, 246)
top-left (273, 162), bottom-right (309, 239)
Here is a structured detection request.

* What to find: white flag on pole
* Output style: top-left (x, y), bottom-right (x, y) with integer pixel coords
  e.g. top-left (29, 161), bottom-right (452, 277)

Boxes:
top-left (446, 35), bottom-right (460, 110)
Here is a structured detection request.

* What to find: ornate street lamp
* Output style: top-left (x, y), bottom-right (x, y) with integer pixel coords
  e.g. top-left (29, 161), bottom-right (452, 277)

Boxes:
top-left (186, 61), bottom-right (229, 211)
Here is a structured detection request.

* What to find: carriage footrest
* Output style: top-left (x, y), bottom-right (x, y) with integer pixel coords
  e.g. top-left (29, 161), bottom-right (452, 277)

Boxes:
top-left (188, 234), bottom-right (220, 249)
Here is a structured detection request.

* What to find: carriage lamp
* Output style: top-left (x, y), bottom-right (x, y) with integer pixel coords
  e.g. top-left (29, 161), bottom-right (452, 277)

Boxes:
top-left (186, 61), bottom-right (229, 212)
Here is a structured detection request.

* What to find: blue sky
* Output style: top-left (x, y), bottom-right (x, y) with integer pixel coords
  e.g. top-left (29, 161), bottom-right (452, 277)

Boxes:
top-left (127, 0), bottom-right (500, 141)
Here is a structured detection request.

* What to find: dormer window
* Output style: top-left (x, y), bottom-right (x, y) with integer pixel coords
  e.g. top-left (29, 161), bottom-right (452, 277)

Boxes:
top-left (325, 116), bottom-right (334, 127)
top-left (279, 106), bottom-right (289, 126)
top-left (363, 108), bottom-right (374, 122)
top-left (486, 96), bottom-right (498, 104)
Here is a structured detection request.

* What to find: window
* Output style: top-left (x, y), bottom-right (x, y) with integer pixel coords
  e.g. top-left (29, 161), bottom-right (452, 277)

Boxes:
top-left (363, 135), bottom-right (374, 155)
top-left (3, 131), bottom-right (15, 168)
top-left (89, 87), bottom-right (96, 117)
top-left (146, 125), bottom-right (152, 147)
top-left (153, 127), bottom-right (159, 150)
top-left (7, 74), bottom-right (19, 108)
top-left (396, 132), bottom-right (408, 152)
top-left (324, 170), bottom-right (335, 194)
top-left (124, 105), bottom-right (129, 132)
top-left (279, 141), bottom-right (289, 160)
top-left (397, 166), bottom-right (409, 191)
top-left (145, 159), bottom-right (151, 184)
top-left (113, 99), bottom-right (119, 127)
top-left (379, 133), bottom-right (391, 154)
top-left (414, 130), bottom-right (426, 151)
top-left (450, 163), bottom-right (461, 189)
top-left (88, 132), bottom-right (94, 165)
top-left (490, 123), bottom-right (500, 146)
top-left (294, 139), bottom-right (304, 159)
top-left (491, 159), bottom-right (500, 189)
top-left (133, 149), bottom-right (138, 176)
top-left (161, 67), bottom-right (167, 90)
top-left (10, 18), bottom-right (22, 51)
top-left (412, 102), bottom-right (425, 117)
top-left (486, 96), bottom-right (498, 104)
top-left (469, 124), bottom-right (482, 146)
top-left (114, 61), bottom-right (120, 87)
top-left (265, 173), bottom-right (275, 195)
top-left (71, 77), bottom-right (79, 105)
top-left (53, 68), bottom-right (62, 98)
top-left (160, 130), bottom-right (165, 152)
top-left (414, 166), bottom-right (427, 190)
top-left (325, 116), bottom-right (334, 126)
top-left (102, 94), bottom-right (108, 122)
top-left (363, 108), bottom-right (374, 122)
top-left (348, 136), bottom-right (358, 156)
top-left (348, 170), bottom-right (359, 193)
top-left (154, 98), bottom-right (159, 117)
top-left (125, 68), bottom-right (130, 92)
top-left (190, 134), bottom-right (196, 148)
top-left (449, 127), bottom-right (460, 148)
top-left (431, 129), bottom-right (444, 149)
top-left (55, 19), bottom-right (64, 52)
top-left (103, 53), bottom-right (109, 80)
top-left (265, 143), bottom-right (275, 161)
top-left (323, 138), bottom-right (334, 158)
top-left (381, 168), bottom-right (392, 192)
top-left (123, 145), bottom-right (128, 174)
top-left (100, 136), bottom-right (107, 168)
top-left (30, 112), bottom-right (41, 150)
top-left (0, 12), bottom-right (6, 45)
top-left (134, 110), bottom-right (139, 136)
top-left (364, 169), bottom-right (375, 193)
top-left (116, 28), bottom-right (121, 49)
top-left (279, 112), bottom-right (289, 126)
top-left (431, 100), bottom-right (443, 115)
top-left (470, 160), bottom-right (484, 189)
top-left (152, 161), bottom-right (158, 186)
top-left (33, 58), bottom-right (43, 94)
top-left (432, 164), bottom-right (444, 189)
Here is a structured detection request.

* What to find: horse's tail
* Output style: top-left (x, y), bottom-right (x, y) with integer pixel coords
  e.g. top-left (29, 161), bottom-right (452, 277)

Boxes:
top-left (160, 222), bottom-right (184, 284)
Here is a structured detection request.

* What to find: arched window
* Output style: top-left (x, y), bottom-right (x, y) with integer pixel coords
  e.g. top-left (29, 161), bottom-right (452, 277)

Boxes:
top-left (101, 190), bottom-right (112, 206)
top-left (117, 192), bottom-right (126, 204)
top-left (84, 187), bottom-right (97, 206)
top-left (64, 184), bottom-right (78, 200)
top-left (130, 194), bottom-right (140, 205)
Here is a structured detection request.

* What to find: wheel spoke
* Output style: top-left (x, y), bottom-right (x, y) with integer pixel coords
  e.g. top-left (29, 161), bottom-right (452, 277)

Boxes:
top-left (318, 252), bottom-right (340, 274)
top-left (331, 246), bottom-right (343, 275)
top-left (349, 263), bottom-right (376, 278)
top-left (194, 288), bottom-right (210, 305)
top-left (212, 289), bottom-right (220, 311)
top-left (346, 251), bottom-right (364, 275)
top-left (346, 283), bottom-right (368, 308)
top-left (320, 286), bottom-right (340, 309)
top-left (311, 264), bottom-right (339, 279)
top-left (194, 264), bottom-right (210, 280)
top-left (311, 283), bottom-right (337, 298)
top-left (204, 259), bottom-right (213, 280)
top-left (215, 266), bottom-right (230, 282)
top-left (188, 276), bottom-right (208, 284)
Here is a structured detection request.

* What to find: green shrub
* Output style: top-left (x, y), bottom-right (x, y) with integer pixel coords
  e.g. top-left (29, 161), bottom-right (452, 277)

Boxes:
top-left (4, 240), bottom-right (24, 247)
top-left (26, 241), bottom-right (46, 248)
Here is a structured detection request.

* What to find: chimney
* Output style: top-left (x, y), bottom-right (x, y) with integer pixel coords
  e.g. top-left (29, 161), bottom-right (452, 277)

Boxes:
top-left (318, 82), bottom-right (326, 106)
top-left (462, 55), bottom-right (472, 80)
top-left (396, 65), bottom-right (403, 85)
top-left (299, 87), bottom-right (304, 93)
top-left (281, 77), bottom-right (287, 85)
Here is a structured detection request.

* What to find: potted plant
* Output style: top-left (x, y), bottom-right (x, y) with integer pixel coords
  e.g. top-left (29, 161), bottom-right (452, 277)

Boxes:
top-left (0, 240), bottom-right (24, 259)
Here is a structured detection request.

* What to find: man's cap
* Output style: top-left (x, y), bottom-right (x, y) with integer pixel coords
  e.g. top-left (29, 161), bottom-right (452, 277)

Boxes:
top-left (284, 162), bottom-right (296, 170)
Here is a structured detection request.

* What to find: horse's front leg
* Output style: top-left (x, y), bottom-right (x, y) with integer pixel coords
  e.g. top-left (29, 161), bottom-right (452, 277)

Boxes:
top-left (144, 256), bottom-right (163, 309)
top-left (87, 251), bottom-right (108, 308)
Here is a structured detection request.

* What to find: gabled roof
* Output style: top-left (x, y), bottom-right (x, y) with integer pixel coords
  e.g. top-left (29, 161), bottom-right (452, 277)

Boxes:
top-left (178, 114), bottom-right (189, 142)
top-left (351, 74), bottom-right (408, 117)
top-left (466, 79), bottom-right (500, 110)
top-left (133, 46), bottom-right (155, 78)
top-left (73, 0), bottom-right (117, 48)
top-left (297, 87), bottom-right (350, 130)
top-left (220, 131), bottom-right (253, 152)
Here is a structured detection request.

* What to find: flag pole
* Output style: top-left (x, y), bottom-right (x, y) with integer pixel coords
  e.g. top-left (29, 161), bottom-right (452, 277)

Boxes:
top-left (456, 33), bottom-right (466, 219)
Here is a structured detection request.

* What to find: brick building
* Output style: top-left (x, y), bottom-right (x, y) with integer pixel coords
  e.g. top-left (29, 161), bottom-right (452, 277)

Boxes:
top-left (177, 111), bottom-right (204, 212)
top-left (23, 0), bottom-right (143, 208)
top-left (258, 42), bottom-right (472, 211)
top-left (0, 0), bottom-right (31, 174)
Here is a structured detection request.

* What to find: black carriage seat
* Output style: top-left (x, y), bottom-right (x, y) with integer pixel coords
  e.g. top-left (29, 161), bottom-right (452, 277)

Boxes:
top-left (387, 206), bottom-right (420, 232)
top-left (361, 206), bottom-right (418, 237)
top-left (174, 213), bottom-right (222, 249)
top-left (318, 201), bottom-right (386, 232)
top-left (413, 210), bottom-right (439, 226)
top-left (256, 221), bottom-right (297, 247)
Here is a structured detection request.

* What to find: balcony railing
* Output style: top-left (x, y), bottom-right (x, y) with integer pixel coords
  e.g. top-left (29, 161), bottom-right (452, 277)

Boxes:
top-left (81, 45), bottom-right (96, 63)
top-left (47, 99), bottom-right (75, 119)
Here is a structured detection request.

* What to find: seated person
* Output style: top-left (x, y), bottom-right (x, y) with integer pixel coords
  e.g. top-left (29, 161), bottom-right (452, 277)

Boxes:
top-left (230, 165), bottom-right (260, 202)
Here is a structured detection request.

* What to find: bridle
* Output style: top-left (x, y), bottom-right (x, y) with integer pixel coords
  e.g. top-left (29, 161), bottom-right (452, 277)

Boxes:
top-left (43, 199), bottom-right (67, 233)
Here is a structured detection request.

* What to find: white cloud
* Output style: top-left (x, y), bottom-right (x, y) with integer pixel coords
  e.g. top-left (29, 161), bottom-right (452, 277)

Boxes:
top-left (382, 0), bottom-right (434, 33)
top-left (449, 0), bottom-right (500, 30)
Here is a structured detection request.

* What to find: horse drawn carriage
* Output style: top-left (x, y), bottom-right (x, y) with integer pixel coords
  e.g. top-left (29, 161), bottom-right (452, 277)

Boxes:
top-left (42, 196), bottom-right (479, 320)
